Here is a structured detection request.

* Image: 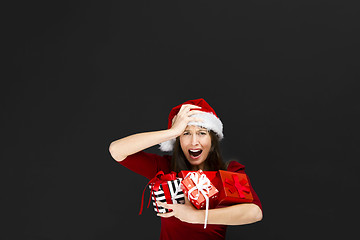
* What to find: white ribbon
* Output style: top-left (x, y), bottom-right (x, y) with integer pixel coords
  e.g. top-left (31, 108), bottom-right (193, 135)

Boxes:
top-left (171, 178), bottom-right (183, 203)
top-left (184, 171), bottom-right (212, 229)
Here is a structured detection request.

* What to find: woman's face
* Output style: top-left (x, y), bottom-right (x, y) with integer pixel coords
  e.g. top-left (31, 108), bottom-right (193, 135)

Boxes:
top-left (179, 125), bottom-right (212, 169)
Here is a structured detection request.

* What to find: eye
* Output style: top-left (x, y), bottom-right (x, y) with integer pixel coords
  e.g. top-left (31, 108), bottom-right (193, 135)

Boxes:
top-left (199, 131), bottom-right (207, 135)
top-left (183, 132), bottom-right (190, 136)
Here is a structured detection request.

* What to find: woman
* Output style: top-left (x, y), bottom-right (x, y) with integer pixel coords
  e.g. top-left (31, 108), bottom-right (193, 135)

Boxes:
top-left (109, 99), bottom-right (262, 240)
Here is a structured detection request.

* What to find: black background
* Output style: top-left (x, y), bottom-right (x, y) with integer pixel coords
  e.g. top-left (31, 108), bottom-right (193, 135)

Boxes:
top-left (4, 0), bottom-right (360, 239)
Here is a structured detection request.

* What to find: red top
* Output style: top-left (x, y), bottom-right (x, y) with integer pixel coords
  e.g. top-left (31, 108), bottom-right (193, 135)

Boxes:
top-left (120, 151), bottom-right (262, 240)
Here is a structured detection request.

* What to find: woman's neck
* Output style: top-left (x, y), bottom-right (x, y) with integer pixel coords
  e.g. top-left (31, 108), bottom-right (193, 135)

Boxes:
top-left (191, 163), bottom-right (205, 171)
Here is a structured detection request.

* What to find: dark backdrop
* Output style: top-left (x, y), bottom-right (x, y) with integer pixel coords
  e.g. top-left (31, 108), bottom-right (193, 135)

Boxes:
top-left (4, 0), bottom-right (360, 239)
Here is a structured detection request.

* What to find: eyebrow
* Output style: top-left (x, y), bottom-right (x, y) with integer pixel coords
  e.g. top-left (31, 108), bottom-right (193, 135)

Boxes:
top-left (184, 128), bottom-right (208, 132)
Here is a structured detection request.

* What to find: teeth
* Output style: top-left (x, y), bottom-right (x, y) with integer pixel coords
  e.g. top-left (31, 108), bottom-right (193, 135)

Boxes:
top-left (189, 149), bottom-right (201, 152)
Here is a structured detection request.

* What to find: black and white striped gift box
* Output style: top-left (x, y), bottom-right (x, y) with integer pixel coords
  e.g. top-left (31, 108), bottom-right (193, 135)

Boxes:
top-left (149, 178), bottom-right (185, 213)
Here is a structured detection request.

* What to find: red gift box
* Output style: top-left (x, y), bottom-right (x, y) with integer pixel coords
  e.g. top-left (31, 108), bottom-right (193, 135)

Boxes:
top-left (179, 170), bottom-right (219, 207)
top-left (181, 169), bottom-right (219, 228)
top-left (179, 170), bottom-right (218, 183)
top-left (180, 170), bottom-right (219, 209)
top-left (217, 170), bottom-right (253, 206)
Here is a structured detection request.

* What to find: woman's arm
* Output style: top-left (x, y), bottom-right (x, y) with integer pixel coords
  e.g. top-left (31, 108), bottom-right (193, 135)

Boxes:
top-left (201, 203), bottom-right (262, 225)
top-left (157, 198), bottom-right (262, 225)
top-left (109, 104), bottom-right (203, 162)
top-left (109, 129), bottom-right (178, 162)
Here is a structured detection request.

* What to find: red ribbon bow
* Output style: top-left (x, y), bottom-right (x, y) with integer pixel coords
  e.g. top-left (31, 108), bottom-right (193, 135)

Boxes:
top-left (225, 174), bottom-right (250, 199)
top-left (139, 171), bottom-right (177, 215)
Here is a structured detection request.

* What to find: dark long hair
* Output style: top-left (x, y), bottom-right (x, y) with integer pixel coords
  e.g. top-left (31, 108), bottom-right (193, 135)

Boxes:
top-left (171, 130), bottom-right (226, 172)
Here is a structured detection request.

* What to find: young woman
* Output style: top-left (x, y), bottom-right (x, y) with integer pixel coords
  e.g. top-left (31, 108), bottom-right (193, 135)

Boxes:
top-left (109, 99), bottom-right (262, 240)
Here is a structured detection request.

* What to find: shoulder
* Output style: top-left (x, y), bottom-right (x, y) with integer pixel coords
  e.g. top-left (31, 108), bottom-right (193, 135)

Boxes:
top-left (136, 151), bottom-right (172, 165)
top-left (226, 160), bottom-right (246, 173)
top-left (124, 151), bottom-right (171, 162)
top-left (119, 151), bottom-right (172, 179)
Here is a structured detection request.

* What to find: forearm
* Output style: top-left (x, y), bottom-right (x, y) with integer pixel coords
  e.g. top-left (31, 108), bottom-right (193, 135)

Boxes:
top-left (109, 129), bottom-right (178, 161)
top-left (198, 203), bottom-right (262, 226)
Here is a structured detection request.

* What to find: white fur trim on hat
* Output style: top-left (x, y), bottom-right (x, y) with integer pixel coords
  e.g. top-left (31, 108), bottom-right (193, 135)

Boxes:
top-left (159, 138), bottom-right (176, 152)
top-left (159, 112), bottom-right (223, 152)
top-left (188, 112), bottom-right (224, 139)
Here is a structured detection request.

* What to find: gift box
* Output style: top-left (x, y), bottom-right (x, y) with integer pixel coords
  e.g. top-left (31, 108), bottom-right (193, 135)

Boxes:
top-left (139, 171), bottom-right (185, 214)
top-left (179, 170), bottom-right (219, 207)
top-left (179, 170), bottom-right (218, 183)
top-left (216, 170), bottom-right (253, 206)
top-left (181, 170), bottom-right (219, 209)
top-left (181, 169), bottom-right (219, 228)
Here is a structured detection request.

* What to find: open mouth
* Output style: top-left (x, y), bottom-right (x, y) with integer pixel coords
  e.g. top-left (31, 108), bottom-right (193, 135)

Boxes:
top-left (188, 149), bottom-right (203, 158)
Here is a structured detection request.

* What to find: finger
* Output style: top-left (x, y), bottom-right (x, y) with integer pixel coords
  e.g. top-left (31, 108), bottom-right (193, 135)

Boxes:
top-left (181, 104), bottom-right (202, 109)
top-left (157, 211), bottom-right (175, 218)
top-left (179, 104), bottom-right (191, 113)
top-left (187, 110), bottom-right (204, 116)
top-left (171, 115), bottom-right (177, 125)
top-left (180, 104), bottom-right (201, 113)
top-left (156, 201), bottom-right (174, 211)
top-left (187, 105), bottom-right (202, 112)
top-left (184, 196), bottom-right (194, 207)
top-left (183, 196), bottom-right (190, 204)
top-left (183, 197), bottom-right (196, 210)
top-left (188, 104), bottom-right (202, 109)
top-left (184, 196), bottom-right (190, 202)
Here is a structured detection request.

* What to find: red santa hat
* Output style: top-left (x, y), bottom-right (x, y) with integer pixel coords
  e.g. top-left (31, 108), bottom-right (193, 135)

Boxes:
top-left (159, 98), bottom-right (224, 152)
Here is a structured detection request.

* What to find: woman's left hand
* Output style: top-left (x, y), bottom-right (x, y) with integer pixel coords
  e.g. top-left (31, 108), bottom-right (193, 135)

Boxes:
top-left (156, 197), bottom-right (204, 224)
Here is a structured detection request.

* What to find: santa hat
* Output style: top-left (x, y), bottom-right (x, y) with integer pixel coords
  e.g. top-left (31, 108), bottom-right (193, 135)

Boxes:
top-left (159, 98), bottom-right (224, 152)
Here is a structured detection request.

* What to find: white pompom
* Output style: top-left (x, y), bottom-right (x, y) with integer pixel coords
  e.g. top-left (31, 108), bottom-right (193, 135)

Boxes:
top-left (159, 139), bottom-right (176, 152)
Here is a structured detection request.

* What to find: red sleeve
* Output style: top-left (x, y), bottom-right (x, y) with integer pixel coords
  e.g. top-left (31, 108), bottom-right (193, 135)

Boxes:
top-left (227, 161), bottom-right (263, 211)
top-left (118, 151), bottom-right (172, 180)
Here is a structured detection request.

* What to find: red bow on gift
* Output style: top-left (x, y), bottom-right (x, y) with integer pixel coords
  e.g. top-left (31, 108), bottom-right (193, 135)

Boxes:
top-left (139, 171), bottom-right (177, 215)
top-left (225, 175), bottom-right (250, 199)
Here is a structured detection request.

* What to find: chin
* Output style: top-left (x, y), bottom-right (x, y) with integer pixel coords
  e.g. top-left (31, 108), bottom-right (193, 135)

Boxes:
top-left (186, 156), bottom-right (206, 167)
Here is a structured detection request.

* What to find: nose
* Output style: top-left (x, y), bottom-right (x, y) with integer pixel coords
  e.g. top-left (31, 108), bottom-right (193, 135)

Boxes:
top-left (191, 134), bottom-right (199, 146)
